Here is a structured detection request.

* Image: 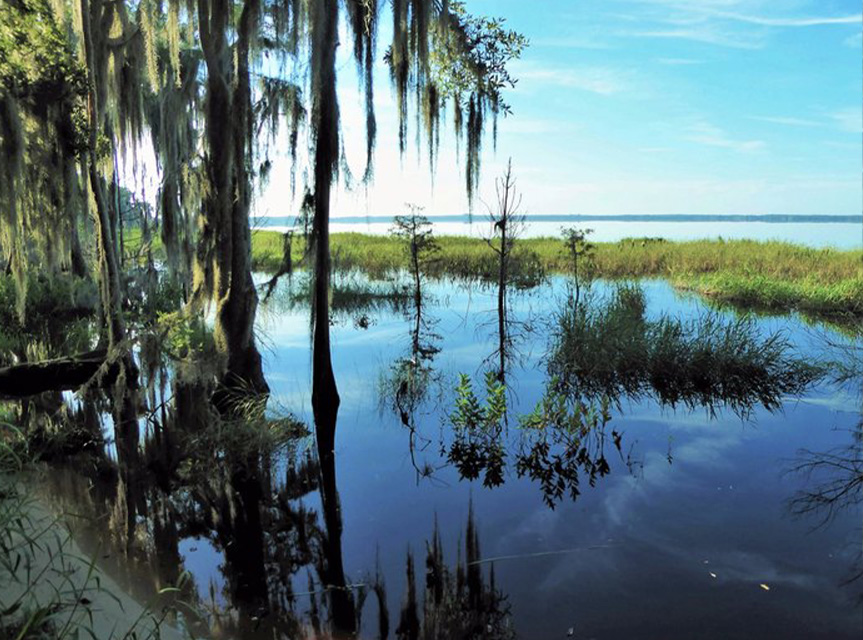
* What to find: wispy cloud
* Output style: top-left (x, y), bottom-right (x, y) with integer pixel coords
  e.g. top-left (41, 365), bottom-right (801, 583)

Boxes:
top-left (624, 2), bottom-right (860, 49)
top-left (656, 57), bottom-right (705, 65)
top-left (499, 118), bottom-right (581, 135)
top-left (709, 10), bottom-right (862, 27)
top-left (749, 115), bottom-right (821, 127)
top-left (632, 27), bottom-right (764, 49)
top-left (830, 107), bottom-right (862, 133)
top-left (517, 66), bottom-right (631, 95)
top-left (844, 31), bottom-right (863, 48)
top-left (685, 121), bottom-right (765, 152)
top-left (532, 35), bottom-right (614, 50)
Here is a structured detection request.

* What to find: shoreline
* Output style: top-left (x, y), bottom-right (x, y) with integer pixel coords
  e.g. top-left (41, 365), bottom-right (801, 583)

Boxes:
top-left (249, 231), bottom-right (863, 322)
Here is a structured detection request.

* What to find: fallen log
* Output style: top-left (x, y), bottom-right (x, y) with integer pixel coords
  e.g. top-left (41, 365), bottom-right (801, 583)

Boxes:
top-left (0, 349), bottom-right (119, 398)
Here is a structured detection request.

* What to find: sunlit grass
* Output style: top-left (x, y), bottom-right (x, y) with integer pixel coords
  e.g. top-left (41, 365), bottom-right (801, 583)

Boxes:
top-left (249, 231), bottom-right (863, 319)
top-left (122, 228), bottom-right (862, 319)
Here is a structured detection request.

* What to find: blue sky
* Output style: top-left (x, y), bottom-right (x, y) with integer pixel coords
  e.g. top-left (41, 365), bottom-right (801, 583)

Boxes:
top-left (256, 0), bottom-right (862, 219)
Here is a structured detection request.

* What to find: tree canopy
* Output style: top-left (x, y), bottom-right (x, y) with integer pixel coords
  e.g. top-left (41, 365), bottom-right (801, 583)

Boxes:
top-left (0, 0), bottom-right (526, 400)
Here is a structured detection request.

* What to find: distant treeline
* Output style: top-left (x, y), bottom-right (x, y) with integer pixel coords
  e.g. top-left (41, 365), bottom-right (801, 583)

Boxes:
top-left (254, 213), bottom-right (863, 226)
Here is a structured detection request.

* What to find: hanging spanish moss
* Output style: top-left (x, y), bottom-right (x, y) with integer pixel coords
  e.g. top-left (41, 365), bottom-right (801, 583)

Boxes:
top-left (0, 0), bottom-right (90, 320)
top-left (385, 0), bottom-right (525, 205)
top-left (0, 0), bottom-right (525, 414)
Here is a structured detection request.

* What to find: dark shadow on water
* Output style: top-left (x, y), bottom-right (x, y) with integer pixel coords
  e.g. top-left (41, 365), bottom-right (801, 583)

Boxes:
top-left (27, 374), bottom-right (516, 638)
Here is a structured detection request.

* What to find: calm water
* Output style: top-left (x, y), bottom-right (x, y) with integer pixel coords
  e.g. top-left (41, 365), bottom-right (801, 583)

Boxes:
top-left (259, 215), bottom-right (863, 249)
top-left (39, 276), bottom-right (862, 639)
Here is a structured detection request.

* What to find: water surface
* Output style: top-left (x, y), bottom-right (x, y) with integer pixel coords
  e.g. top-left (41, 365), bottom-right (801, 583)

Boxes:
top-left (258, 214), bottom-right (863, 249)
top-left (40, 277), bottom-right (863, 638)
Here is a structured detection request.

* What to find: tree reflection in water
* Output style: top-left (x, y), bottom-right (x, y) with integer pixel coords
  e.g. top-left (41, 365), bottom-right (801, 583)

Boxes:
top-left (788, 338), bottom-right (862, 602)
top-left (34, 372), bottom-right (516, 638)
top-left (396, 507), bottom-right (514, 640)
top-left (446, 283), bottom-right (825, 507)
top-left (378, 214), bottom-right (443, 481)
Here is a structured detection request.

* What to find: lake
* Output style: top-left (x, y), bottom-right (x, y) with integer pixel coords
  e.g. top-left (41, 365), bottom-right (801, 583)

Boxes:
top-left (256, 214), bottom-right (863, 249)
top-left (35, 274), bottom-right (862, 639)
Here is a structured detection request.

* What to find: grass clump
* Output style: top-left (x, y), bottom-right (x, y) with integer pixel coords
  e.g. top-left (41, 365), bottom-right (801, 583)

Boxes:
top-left (550, 284), bottom-right (824, 416)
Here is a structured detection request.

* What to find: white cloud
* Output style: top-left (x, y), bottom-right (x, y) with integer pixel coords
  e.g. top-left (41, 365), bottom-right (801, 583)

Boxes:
top-left (516, 66), bottom-right (632, 95)
top-left (844, 31), bottom-right (863, 47)
top-left (632, 27), bottom-right (764, 49)
top-left (685, 121), bottom-right (765, 152)
top-left (498, 118), bottom-right (581, 135)
top-left (831, 108), bottom-right (862, 133)
top-left (749, 115), bottom-right (821, 127)
top-left (624, 2), bottom-right (860, 48)
top-left (709, 10), bottom-right (862, 27)
top-left (656, 57), bottom-right (705, 65)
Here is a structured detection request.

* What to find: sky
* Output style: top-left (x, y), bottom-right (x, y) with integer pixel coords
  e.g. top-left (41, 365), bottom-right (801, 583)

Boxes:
top-left (254, 0), bottom-right (863, 220)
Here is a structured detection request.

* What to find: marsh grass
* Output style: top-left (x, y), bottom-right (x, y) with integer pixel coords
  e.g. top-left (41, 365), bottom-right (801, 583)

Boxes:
top-left (124, 228), bottom-right (861, 320)
top-left (550, 285), bottom-right (825, 416)
top-left (245, 231), bottom-right (863, 320)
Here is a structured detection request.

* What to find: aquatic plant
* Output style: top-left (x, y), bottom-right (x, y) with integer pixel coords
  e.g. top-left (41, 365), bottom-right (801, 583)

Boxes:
top-left (550, 284), bottom-right (825, 416)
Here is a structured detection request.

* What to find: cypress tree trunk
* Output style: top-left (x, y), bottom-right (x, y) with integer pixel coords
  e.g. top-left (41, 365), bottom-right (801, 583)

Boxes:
top-left (225, 0), bottom-right (266, 395)
top-left (310, 0), bottom-right (341, 432)
top-left (68, 219), bottom-right (88, 278)
top-left (196, 0), bottom-right (268, 398)
top-left (497, 218), bottom-right (507, 383)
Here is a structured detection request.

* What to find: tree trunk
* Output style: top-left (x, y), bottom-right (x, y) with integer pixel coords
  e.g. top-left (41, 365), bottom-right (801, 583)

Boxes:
top-left (411, 229), bottom-right (422, 359)
top-left (224, 0), bottom-right (267, 395)
top-left (196, 0), bottom-right (268, 399)
top-left (310, 0), bottom-right (341, 432)
top-left (68, 218), bottom-right (88, 278)
top-left (80, 0), bottom-right (141, 536)
top-left (498, 216), bottom-right (507, 382)
top-left (0, 350), bottom-right (114, 398)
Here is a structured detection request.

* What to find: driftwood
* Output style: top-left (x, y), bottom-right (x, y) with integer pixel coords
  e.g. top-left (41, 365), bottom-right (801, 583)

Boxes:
top-left (0, 349), bottom-right (119, 398)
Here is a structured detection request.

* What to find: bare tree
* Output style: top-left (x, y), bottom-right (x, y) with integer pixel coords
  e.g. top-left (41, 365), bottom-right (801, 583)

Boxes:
top-left (484, 159), bottom-right (525, 383)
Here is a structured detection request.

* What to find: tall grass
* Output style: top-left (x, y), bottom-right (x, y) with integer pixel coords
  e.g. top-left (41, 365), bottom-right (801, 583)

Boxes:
top-left (250, 232), bottom-right (863, 319)
top-left (550, 285), bottom-right (824, 416)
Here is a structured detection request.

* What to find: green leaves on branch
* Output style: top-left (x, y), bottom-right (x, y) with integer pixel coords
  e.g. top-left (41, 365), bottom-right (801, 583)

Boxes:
top-left (448, 371), bottom-right (507, 487)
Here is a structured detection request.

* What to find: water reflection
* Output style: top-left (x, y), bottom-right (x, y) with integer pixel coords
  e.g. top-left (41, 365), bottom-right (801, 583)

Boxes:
top-left (396, 507), bottom-right (514, 640)
top-left (548, 285), bottom-right (823, 416)
top-left (787, 341), bottom-right (863, 602)
top-left (445, 283), bottom-right (825, 507)
top-left (11, 276), bottom-right (862, 638)
top-left (377, 250), bottom-right (442, 480)
top-left (33, 374), bottom-right (517, 638)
